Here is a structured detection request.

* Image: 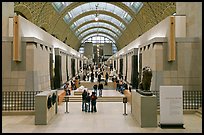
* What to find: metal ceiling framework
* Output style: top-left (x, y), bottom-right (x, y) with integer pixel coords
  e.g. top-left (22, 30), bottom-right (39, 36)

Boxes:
top-left (14, 2), bottom-right (176, 51)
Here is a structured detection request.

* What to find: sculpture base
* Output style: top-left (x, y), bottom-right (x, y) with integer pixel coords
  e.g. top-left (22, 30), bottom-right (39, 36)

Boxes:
top-left (159, 123), bottom-right (185, 129)
top-left (136, 89), bottom-right (153, 96)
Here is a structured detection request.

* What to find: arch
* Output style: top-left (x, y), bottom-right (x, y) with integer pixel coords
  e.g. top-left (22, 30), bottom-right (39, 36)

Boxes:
top-left (81, 33), bottom-right (116, 44)
top-left (70, 14), bottom-right (126, 32)
top-left (63, 2), bottom-right (132, 24)
top-left (79, 31), bottom-right (118, 44)
top-left (76, 22), bottom-right (122, 36)
top-left (78, 28), bottom-right (118, 40)
top-left (69, 10), bottom-right (127, 27)
top-left (75, 20), bottom-right (123, 33)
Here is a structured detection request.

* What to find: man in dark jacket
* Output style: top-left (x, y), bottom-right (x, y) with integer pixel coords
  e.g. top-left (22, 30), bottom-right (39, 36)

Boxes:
top-left (82, 90), bottom-right (87, 111)
top-left (91, 92), bottom-right (97, 112)
top-left (98, 83), bottom-right (104, 97)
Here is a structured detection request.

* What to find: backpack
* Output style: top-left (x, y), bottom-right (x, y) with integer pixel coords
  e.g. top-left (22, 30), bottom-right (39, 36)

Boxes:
top-left (91, 95), bottom-right (97, 101)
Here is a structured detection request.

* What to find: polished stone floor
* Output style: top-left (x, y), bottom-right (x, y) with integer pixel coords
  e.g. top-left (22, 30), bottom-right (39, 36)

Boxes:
top-left (2, 101), bottom-right (202, 133)
top-left (2, 78), bottom-right (202, 133)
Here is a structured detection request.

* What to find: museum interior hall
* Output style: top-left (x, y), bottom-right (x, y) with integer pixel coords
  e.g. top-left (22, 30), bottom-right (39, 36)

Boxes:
top-left (2, 2), bottom-right (202, 133)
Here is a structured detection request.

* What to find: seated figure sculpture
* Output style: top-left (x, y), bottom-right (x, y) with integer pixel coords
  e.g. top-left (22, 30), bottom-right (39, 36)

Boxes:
top-left (138, 66), bottom-right (153, 96)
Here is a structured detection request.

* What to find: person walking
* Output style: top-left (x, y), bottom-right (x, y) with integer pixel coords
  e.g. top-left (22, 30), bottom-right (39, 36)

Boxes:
top-left (91, 92), bottom-right (97, 112)
top-left (105, 72), bottom-right (109, 85)
top-left (91, 72), bottom-right (94, 82)
top-left (93, 84), bottom-right (98, 96)
top-left (98, 72), bottom-right (101, 83)
top-left (98, 83), bottom-right (104, 97)
top-left (81, 89), bottom-right (87, 111)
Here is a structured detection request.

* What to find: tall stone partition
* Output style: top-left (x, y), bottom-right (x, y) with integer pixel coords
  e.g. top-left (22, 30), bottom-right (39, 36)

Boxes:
top-left (2, 37), bottom-right (53, 91)
top-left (139, 37), bottom-right (201, 91)
top-left (54, 48), bottom-right (69, 88)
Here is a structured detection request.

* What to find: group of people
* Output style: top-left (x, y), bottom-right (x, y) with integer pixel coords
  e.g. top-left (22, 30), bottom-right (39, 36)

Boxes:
top-left (93, 83), bottom-right (103, 97)
top-left (82, 90), bottom-right (97, 112)
top-left (116, 80), bottom-right (128, 94)
top-left (64, 82), bottom-right (71, 95)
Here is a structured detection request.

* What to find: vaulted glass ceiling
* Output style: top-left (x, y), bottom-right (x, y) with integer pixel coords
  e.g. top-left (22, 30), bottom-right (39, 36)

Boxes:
top-left (14, 2), bottom-right (176, 52)
top-left (69, 14), bottom-right (126, 31)
top-left (63, 2), bottom-right (132, 24)
top-left (52, 2), bottom-right (73, 12)
top-left (122, 2), bottom-right (143, 13)
top-left (52, 2), bottom-right (139, 43)
top-left (81, 33), bottom-right (116, 44)
top-left (78, 27), bottom-right (118, 40)
top-left (76, 22), bottom-right (122, 37)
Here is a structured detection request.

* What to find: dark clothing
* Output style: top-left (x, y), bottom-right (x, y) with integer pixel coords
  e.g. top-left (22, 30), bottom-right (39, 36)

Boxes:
top-left (93, 84), bottom-right (98, 90)
top-left (93, 84), bottom-right (98, 96)
top-left (98, 74), bottom-right (101, 83)
top-left (82, 91), bottom-right (87, 100)
top-left (86, 95), bottom-right (91, 102)
top-left (91, 94), bottom-right (97, 112)
top-left (82, 90), bottom-right (87, 111)
top-left (85, 94), bottom-right (91, 112)
top-left (64, 84), bottom-right (70, 95)
top-left (98, 83), bottom-right (103, 90)
top-left (105, 73), bottom-right (109, 80)
top-left (91, 72), bottom-right (94, 82)
top-left (98, 83), bottom-right (103, 97)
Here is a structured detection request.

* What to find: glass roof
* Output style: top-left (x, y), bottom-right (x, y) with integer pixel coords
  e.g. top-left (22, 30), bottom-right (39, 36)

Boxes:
top-left (51, 2), bottom-right (144, 48)
top-left (81, 33), bottom-right (116, 43)
top-left (76, 22), bottom-right (122, 36)
top-left (122, 2), bottom-right (143, 13)
top-left (79, 28), bottom-right (118, 40)
top-left (52, 2), bottom-right (72, 13)
top-left (70, 14), bottom-right (126, 31)
top-left (63, 2), bottom-right (132, 24)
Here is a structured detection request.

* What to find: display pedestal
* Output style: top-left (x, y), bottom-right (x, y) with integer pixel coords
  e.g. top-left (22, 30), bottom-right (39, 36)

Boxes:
top-left (35, 90), bottom-right (57, 125)
top-left (159, 123), bottom-right (184, 129)
top-left (131, 89), bottom-right (157, 127)
top-left (159, 86), bottom-right (184, 128)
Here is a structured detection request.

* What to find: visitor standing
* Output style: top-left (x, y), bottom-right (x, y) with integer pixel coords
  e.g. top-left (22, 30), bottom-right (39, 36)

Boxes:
top-left (82, 89), bottom-right (87, 111)
top-left (91, 92), bottom-right (97, 112)
top-left (85, 92), bottom-right (91, 112)
top-left (98, 83), bottom-right (104, 97)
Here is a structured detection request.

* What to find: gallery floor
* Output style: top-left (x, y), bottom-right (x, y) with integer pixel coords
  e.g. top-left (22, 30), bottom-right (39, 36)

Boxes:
top-left (2, 78), bottom-right (202, 133)
top-left (2, 93), bottom-right (202, 133)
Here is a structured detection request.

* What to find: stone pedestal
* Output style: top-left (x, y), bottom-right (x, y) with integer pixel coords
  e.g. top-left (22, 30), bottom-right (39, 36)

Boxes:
top-left (35, 90), bottom-right (57, 125)
top-left (131, 89), bottom-right (157, 127)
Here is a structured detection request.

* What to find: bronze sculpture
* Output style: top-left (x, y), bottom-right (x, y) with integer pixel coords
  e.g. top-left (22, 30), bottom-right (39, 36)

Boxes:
top-left (138, 66), bottom-right (153, 96)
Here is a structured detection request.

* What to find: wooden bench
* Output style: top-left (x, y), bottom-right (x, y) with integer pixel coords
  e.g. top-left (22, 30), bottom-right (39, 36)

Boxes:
top-left (58, 90), bottom-right (66, 105)
top-left (123, 90), bottom-right (131, 104)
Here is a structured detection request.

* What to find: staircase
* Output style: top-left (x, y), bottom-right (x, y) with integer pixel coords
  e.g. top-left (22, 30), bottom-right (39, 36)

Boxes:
top-left (63, 95), bottom-right (124, 102)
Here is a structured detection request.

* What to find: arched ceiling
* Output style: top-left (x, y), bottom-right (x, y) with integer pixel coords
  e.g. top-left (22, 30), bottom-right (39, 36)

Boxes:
top-left (14, 2), bottom-right (176, 51)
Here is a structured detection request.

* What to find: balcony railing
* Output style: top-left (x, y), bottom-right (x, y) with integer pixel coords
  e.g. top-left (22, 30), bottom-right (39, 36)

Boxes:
top-left (2, 91), bottom-right (42, 111)
top-left (152, 90), bottom-right (202, 110)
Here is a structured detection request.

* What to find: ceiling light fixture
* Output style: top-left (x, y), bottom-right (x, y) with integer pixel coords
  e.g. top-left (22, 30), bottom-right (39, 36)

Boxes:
top-left (95, 4), bottom-right (99, 21)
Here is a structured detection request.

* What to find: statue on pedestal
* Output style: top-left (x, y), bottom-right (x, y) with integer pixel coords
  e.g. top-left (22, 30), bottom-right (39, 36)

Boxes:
top-left (137, 66), bottom-right (153, 96)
